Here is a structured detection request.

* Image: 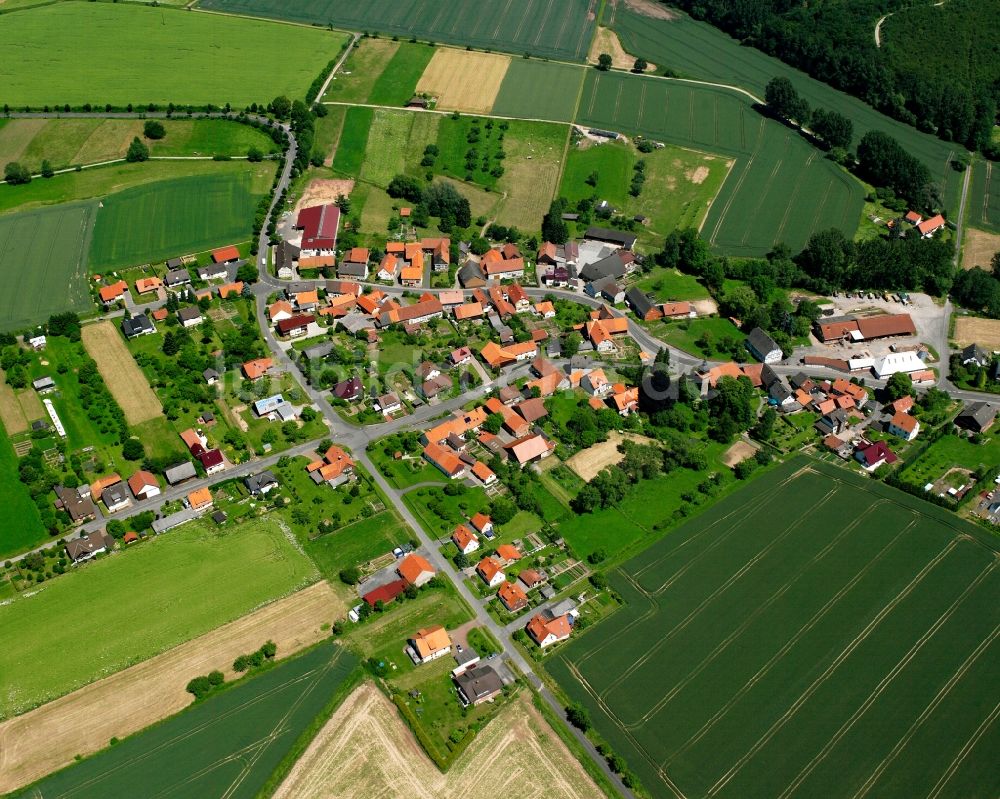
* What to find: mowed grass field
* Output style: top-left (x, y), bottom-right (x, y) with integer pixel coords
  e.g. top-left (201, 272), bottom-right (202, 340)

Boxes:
top-left (0, 434), bottom-right (46, 559)
top-left (547, 459), bottom-right (1000, 799)
top-left (197, 0), bottom-right (597, 61)
top-left (88, 168), bottom-right (267, 270)
top-left (12, 641), bottom-right (359, 799)
top-left (0, 518), bottom-right (318, 718)
top-left (0, 202), bottom-right (95, 331)
top-left (0, 118), bottom-right (275, 173)
top-left (610, 6), bottom-right (964, 213)
top-left (1, 2), bottom-right (349, 106)
top-left (492, 59), bottom-right (586, 122)
top-left (575, 71), bottom-right (864, 256)
top-left (81, 322), bottom-right (162, 425)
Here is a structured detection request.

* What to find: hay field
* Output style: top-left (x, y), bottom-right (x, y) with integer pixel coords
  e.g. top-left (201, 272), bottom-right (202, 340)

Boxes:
top-left (548, 459), bottom-right (1000, 799)
top-left (0, 582), bottom-right (341, 794)
top-left (954, 316), bottom-right (1000, 349)
top-left (566, 432), bottom-right (658, 482)
top-left (962, 227), bottom-right (1000, 270)
top-left (0, 518), bottom-right (318, 719)
top-left (274, 684), bottom-right (601, 799)
top-left (0, 375), bottom-right (29, 436)
top-left (81, 322), bottom-right (161, 425)
top-left (416, 49), bottom-right (511, 114)
top-left (12, 642), bottom-right (358, 799)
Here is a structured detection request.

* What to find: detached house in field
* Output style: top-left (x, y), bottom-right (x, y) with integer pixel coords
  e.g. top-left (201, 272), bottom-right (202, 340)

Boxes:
top-left (526, 610), bottom-right (573, 648)
top-left (307, 444), bottom-right (355, 488)
top-left (65, 530), bottom-right (115, 564)
top-left (245, 470), bottom-right (279, 497)
top-left (408, 625), bottom-right (452, 664)
top-left (99, 281), bottom-right (128, 306)
top-left (454, 664), bottom-right (504, 706)
top-left (121, 314), bottom-right (156, 339)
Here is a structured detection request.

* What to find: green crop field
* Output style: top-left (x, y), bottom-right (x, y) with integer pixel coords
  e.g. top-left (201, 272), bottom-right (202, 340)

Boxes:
top-left (88, 169), bottom-right (264, 271)
top-left (13, 641), bottom-right (359, 799)
top-left (360, 109), bottom-right (425, 188)
top-left (0, 118), bottom-right (275, 173)
top-left (970, 159), bottom-right (1000, 233)
top-left (0, 202), bottom-right (95, 331)
top-left (331, 106), bottom-right (374, 176)
top-left (610, 7), bottom-right (964, 213)
top-left (368, 42), bottom-right (436, 106)
top-left (1, 2), bottom-right (348, 106)
top-left (0, 435), bottom-right (46, 559)
top-left (575, 71), bottom-right (864, 256)
top-left (548, 458), bottom-right (1000, 799)
top-left (634, 267), bottom-right (710, 302)
top-left (0, 518), bottom-right (317, 718)
top-left (197, 0), bottom-right (597, 62)
top-left (492, 60), bottom-right (586, 122)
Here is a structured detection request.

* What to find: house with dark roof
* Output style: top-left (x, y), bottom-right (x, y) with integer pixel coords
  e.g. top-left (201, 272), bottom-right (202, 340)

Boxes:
top-left (121, 314), bottom-right (156, 339)
top-left (454, 664), bottom-right (504, 706)
top-left (626, 287), bottom-right (662, 321)
top-left (53, 484), bottom-right (97, 523)
top-left (245, 470), bottom-right (279, 496)
top-left (855, 441), bottom-right (897, 471)
top-left (197, 263), bottom-right (229, 281)
top-left (745, 327), bottom-right (782, 364)
top-left (961, 343), bottom-right (990, 368)
top-left (65, 530), bottom-right (114, 563)
top-left (578, 253), bottom-right (626, 283)
top-left (955, 401), bottom-right (997, 433)
top-left (458, 261), bottom-right (486, 288)
top-left (177, 306), bottom-right (203, 328)
top-left (584, 226), bottom-right (637, 250)
top-left (332, 375), bottom-right (363, 402)
top-left (164, 268), bottom-right (191, 287)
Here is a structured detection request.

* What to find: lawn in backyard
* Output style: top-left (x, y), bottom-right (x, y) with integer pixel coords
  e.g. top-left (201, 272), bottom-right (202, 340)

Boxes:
top-left (547, 458), bottom-right (1000, 799)
top-left (652, 316), bottom-right (744, 360)
top-left (2, 2), bottom-right (348, 106)
top-left (12, 641), bottom-right (359, 799)
top-left (88, 168), bottom-right (271, 270)
top-left (0, 202), bottom-right (95, 331)
top-left (0, 517), bottom-right (318, 718)
top-left (634, 267), bottom-right (711, 302)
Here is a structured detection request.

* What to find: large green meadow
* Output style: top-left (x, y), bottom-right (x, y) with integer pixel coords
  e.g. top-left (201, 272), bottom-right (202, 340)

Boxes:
top-left (1, 2), bottom-right (348, 106)
top-left (88, 168), bottom-right (268, 270)
top-left (547, 458), bottom-right (1000, 799)
top-left (198, 0), bottom-right (596, 61)
top-left (611, 7), bottom-right (965, 213)
top-left (0, 202), bottom-right (96, 331)
top-left (575, 71), bottom-right (864, 256)
top-left (0, 434), bottom-right (45, 559)
top-left (13, 641), bottom-right (359, 799)
top-left (0, 518), bottom-right (318, 718)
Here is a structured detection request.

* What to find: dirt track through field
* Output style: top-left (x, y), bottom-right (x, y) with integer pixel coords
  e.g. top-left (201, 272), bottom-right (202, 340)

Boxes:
top-left (273, 684), bottom-right (600, 799)
top-left (588, 26), bottom-right (656, 71)
top-left (566, 431), bottom-right (658, 482)
top-left (415, 49), bottom-right (511, 114)
top-left (0, 581), bottom-right (341, 794)
top-left (81, 320), bottom-right (162, 425)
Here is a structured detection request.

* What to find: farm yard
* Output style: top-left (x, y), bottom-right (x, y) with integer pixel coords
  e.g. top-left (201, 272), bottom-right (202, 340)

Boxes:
top-left (547, 459), bottom-right (1000, 799)
top-left (0, 202), bottom-right (95, 331)
top-left (415, 49), bottom-right (511, 114)
top-left (0, 118), bottom-right (276, 174)
top-left (610, 6), bottom-right (965, 214)
top-left (87, 167), bottom-right (272, 271)
top-left (0, 582), bottom-right (341, 795)
top-left (575, 71), bottom-right (864, 256)
top-left (11, 641), bottom-right (359, 799)
top-left (272, 683), bottom-right (601, 799)
top-left (0, 518), bottom-right (318, 719)
top-left (81, 322), bottom-right (163, 426)
top-left (1, 2), bottom-right (349, 106)
top-left (197, 0), bottom-right (598, 62)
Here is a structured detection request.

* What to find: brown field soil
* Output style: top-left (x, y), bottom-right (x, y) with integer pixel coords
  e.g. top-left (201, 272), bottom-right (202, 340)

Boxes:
top-left (722, 438), bottom-right (759, 468)
top-left (0, 372), bottom-right (28, 435)
top-left (81, 321), bottom-right (162, 425)
top-left (691, 298), bottom-right (720, 315)
top-left (415, 49), bottom-right (511, 114)
top-left (0, 119), bottom-right (46, 166)
top-left (294, 178), bottom-right (356, 213)
top-left (624, 0), bottom-right (678, 19)
top-left (961, 227), bottom-right (1000, 270)
top-left (0, 581), bottom-right (342, 794)
top-left (588, 26), bottom-right (656, 71)
top-left (954, 316), bottom-right (1000, 349)
top-left (566, 431), bottom-right (658, 482)
top-left (273, 684), bottom-right (601, 799)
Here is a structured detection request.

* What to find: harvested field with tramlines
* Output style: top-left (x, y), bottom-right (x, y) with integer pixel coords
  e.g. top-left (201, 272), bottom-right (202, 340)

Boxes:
top-left (953, 316), bottom-right (1000, 349)
top-left (547, 458), bottom-right (1000, 799)
top-left (415, 49), bottom-right (511, 114)
top-left (198, 0), bottom-right (597, 62)
top-left (575, 71), bottom-right (863, 256)
top-left (961, 227), bottom-right (1000, 270)
top-left (81, 321), bottom-right (162, 425)
top-left (0, 582), bottom-right (341, 795)
top-left (12, 642), bottom-right (359, 799)
top-left (273, 683), bottom-right (601, 799)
